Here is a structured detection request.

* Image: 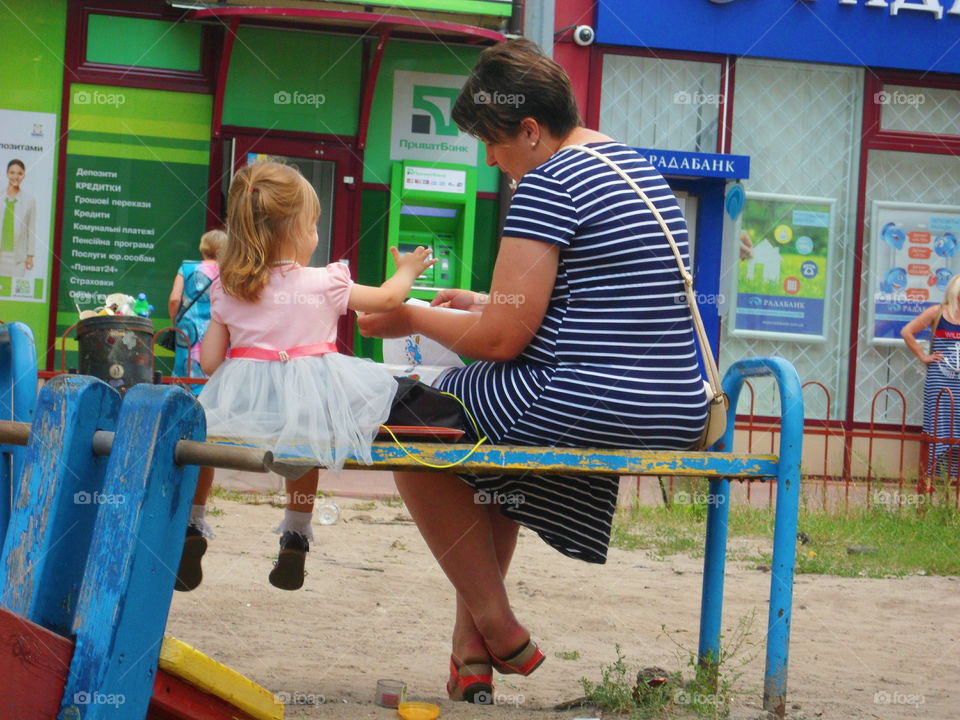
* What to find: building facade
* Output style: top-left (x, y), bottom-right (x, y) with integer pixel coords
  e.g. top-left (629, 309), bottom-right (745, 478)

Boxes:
top-left (554, 0), bottom-right (960, 479)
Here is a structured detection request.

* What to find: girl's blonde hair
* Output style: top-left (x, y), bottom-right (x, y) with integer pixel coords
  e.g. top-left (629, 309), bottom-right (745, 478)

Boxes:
top-left (221, 161), bottom-right (320, 301)
top-left (944, 273), bottom-right (960, 317)
top-left (199, 228), bottom-right (227, 260)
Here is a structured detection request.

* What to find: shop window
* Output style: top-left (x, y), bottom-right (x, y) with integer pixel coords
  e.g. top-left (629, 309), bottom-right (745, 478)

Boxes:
top-left (86, 14), bottom-right (202, 72)
top-left (723, 59), bottom-right (864, 421)
top-left (879, 85), bottom-right (960, 137)
top-left (599, 55), bottom-right (721, 152)
top-left (854, 150), bottom-right (960, 425)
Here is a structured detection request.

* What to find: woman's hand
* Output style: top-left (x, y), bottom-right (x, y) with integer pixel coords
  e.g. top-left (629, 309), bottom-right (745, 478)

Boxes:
top-left (923, 351), bottom-right (944, 365)
top-left (431, 288), bottom-right (487, 312)
top-left (357, 305), bottom-right (413, 338)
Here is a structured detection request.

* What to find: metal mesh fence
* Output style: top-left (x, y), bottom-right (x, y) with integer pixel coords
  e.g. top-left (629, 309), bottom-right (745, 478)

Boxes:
top-left (723, 58), bottom-right (864, 421)
top-left (880, 84), bottom-right (960, 137)
top-left (600, 54), bottom-right (721, 153)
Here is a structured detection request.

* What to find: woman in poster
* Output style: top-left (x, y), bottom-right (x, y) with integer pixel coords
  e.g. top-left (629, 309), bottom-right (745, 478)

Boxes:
top-left (0, 159), bottom-right (36, 287)
top-left (902, 274), bottom-right (960, 481)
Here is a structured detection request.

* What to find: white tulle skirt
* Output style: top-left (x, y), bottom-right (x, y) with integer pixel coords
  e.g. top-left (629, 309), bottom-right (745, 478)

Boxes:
top-left (199, 354), bottom-right (397, 473)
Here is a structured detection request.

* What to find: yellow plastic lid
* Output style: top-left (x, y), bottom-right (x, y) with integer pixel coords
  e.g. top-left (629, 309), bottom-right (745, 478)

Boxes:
top-left (397, 701), bottom-right (440, 720)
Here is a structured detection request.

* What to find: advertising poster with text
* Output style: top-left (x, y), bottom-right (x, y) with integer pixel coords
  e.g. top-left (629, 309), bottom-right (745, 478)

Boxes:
top-left (56, 85), bottom-right (211, 339)
top-left (0, 108), bottom-right (57, 303)
top-left (869, 202), bottom-right (960, 345)
top-left (732, 193), bottom-right (834, 341)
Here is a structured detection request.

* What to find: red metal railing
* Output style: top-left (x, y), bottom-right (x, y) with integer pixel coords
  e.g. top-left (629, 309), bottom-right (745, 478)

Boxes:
top-left (632, 379), bottom-right (958, 512)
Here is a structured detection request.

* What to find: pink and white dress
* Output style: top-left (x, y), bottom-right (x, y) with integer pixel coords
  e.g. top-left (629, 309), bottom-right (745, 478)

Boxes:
top-left (198, 262), bottom-right (397, 472)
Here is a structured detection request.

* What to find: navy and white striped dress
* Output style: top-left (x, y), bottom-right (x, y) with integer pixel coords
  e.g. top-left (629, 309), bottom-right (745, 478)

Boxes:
top-left (438, 142), bottom-right (708, 564)
top-left (923, 313), bottom-right (960, 473)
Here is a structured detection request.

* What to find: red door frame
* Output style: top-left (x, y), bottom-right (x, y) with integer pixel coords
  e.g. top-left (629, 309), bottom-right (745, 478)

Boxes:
top-left (227, 131), bottom-right (363, 352)
top-left (839, 70), bottom-right (960, 478)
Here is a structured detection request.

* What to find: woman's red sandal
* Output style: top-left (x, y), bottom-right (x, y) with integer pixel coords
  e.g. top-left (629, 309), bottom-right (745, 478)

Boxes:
top-left (485, 639), bottom-right (546, 676)
top-left (447, 657), bottom-right (493, 704)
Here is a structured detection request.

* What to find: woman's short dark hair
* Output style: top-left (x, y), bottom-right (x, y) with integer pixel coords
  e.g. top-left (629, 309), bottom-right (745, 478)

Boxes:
top-left (452, 38), bottom-right (581, 143)
top-left (7, 159), bottom-right (25, 171)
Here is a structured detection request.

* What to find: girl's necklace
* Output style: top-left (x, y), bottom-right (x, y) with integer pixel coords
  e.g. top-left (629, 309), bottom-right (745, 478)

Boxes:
top-left (271, 259), bottom-right (298, 266)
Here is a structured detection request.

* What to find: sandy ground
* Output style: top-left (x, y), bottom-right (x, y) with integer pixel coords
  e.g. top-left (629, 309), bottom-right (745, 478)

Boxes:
top-left (165, 495), bottom-right (959, 720)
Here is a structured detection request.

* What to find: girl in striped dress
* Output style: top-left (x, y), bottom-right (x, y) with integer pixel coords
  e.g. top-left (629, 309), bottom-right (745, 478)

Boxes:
top-left (358, 39), bottom-right (708, 704)
top-left (902, 274), bottom-right (960, 479)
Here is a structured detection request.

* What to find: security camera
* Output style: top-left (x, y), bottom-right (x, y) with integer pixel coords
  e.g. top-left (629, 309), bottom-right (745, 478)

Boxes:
top-left (573, 25), bottom-right (595, 47)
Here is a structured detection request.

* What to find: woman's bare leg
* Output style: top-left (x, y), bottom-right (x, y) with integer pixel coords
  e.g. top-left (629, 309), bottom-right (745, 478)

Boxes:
top-left (452, 505), bottom-right (520, 663)
top-left (394, 471), bottom-right (528, 658)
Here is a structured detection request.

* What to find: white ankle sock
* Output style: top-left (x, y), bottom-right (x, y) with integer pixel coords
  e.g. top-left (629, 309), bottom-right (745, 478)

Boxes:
top-left (277, 509), bottom-right (314, 541)
top-left (189, 504), bottom-right (214, 539)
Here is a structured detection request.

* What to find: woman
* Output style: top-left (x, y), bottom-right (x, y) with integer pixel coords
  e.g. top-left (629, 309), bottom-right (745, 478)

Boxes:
top-left (1, 159), bottom-right (37, 287)
top-left (359, 39), bottom-right (708, 703)
top-left (902, 274), bottom-right (960, 480)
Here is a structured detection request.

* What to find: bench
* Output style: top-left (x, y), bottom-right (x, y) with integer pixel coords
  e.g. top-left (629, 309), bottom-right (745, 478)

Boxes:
top-left (0, 321), bottom-right (803, 718)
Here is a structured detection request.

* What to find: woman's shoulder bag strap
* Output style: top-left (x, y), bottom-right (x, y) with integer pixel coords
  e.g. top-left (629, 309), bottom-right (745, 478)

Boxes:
top-left (561, 144), bottom-right (728, 447)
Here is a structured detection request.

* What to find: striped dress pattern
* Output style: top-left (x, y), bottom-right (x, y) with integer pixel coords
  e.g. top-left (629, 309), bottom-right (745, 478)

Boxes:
top-left (924, 314), bottom-right (960, 474)
top-left (438, 142), bottom-right (708, 563)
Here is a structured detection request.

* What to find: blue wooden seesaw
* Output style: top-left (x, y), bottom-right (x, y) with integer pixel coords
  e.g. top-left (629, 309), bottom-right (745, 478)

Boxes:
top-left (0, 323), bottom-right (279, 720)
top-left (0, 320), bottom-right (803, 719)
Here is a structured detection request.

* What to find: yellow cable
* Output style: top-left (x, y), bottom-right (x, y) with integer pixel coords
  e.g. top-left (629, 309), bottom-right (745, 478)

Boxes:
top-left (379, 388), bottom-right (487, 469)
top-left (380, 426), bottom-right (488, 469)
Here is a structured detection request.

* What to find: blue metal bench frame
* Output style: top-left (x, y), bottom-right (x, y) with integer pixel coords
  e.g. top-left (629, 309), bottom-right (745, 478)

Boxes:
top-left (0, 323), bottom-right (802, 719)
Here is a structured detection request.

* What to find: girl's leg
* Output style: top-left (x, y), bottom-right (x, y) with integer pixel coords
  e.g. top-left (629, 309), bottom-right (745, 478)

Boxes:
top-left (270, 467), bottom-right (319, 591)
top-left (192, 465), bottom-right (214, 505)
top-left (394, 471), bottom-right (528, 658)
top-left (176, 466), bottom-right (215, 592)
top-left (285, 467), bottom-right (319, 514)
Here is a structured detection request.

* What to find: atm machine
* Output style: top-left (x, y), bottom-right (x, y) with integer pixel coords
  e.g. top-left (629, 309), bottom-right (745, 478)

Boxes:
top-left (385, 161), bottom-right (477, 300)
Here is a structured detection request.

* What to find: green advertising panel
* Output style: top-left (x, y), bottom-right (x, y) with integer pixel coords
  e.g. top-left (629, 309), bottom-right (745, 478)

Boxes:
top-left (731, 192), bottom-right (835, 342)
top-left (0, 0), bottom-right (66, 356)
top-left (363, 41), bottom-right (499, 193)
top-left (86, 14), bottom-right (203, 71)
top-left (222, 28), bottom-right (362, 137)
top-left (321, 0), bottom-right (510, 15)
top-left (57, 84), bottom-right (212, 348)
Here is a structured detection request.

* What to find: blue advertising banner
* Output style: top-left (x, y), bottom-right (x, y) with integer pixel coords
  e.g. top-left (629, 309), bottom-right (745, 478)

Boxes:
top-left (636, 148), bottom-right (750, 180)
top-left (869, 201), bottom-right (960, 345)
top-left (598, 1), bottom-right (960, 75)
top-left (736, 295), bottom-right (825, 336)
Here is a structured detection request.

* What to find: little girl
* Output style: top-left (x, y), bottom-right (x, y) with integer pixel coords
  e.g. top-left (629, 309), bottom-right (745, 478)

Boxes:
top-left (180, 160), bottom-right (435, 591)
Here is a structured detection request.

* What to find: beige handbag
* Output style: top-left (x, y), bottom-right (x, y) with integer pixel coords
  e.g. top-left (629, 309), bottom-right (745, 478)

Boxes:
top-left (563, 144), bottom-right (730, 450)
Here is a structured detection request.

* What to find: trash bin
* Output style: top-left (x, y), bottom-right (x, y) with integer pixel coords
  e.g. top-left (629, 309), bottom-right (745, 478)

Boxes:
top-left (76, 315), bottom-right (154, 394)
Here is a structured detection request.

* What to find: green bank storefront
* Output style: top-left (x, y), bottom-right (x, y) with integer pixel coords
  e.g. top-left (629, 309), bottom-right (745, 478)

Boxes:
top-left (0, 0), bottom-right (509, 366)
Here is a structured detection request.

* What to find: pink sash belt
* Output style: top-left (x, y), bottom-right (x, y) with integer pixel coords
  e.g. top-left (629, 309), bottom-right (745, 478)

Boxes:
top-left (229, 342), bottom-right (337, 362)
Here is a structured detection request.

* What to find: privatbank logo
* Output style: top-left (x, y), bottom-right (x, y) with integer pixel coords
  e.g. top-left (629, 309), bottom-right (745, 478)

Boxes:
top-left (390, 71), bottom-right (477, 165)
top-left (411, 85), bottom-right (460, 136)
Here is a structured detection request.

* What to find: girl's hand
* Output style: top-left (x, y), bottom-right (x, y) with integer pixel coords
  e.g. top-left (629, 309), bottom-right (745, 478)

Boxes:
top-left (357, 305), bottom-right (413, 338)
top-left (431, 288), bottom-right (487, 312)
top-left (924, 352), bottom-right (944, 365)
top-left (392, 245), bottom-right (437, 277)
